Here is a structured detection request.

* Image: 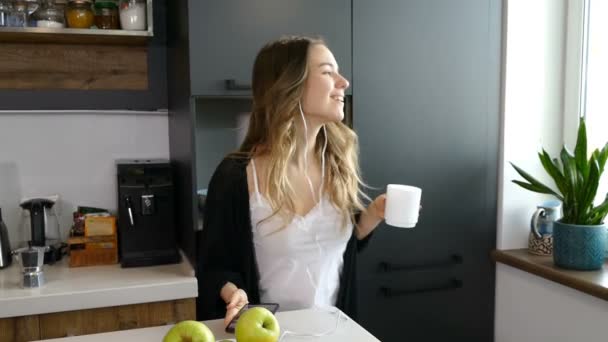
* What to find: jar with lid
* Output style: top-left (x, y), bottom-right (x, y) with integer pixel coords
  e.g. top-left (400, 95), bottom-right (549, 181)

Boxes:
top-left (32, 0), bottom-right (64, 28)
top-left (8, 0), bottom-right (27, 27)
top-left (0, 0), bottom-right (11, 27)
top-left (24, 0), bottom-right (40, 26)
top-left (94, 1), bottom-right (118, 29)
top-left (65, 0), bottom-right (93, 28)
top-left (118, 0), bottom-right (145, 30)
top-left (24, 0), bottom-right (39, 15)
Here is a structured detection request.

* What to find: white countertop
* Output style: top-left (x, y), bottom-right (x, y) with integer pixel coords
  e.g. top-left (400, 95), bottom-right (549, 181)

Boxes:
top-left (0, 253), bottom-right (197, 318)
top-left (37, 308), bottom-right (380, 342)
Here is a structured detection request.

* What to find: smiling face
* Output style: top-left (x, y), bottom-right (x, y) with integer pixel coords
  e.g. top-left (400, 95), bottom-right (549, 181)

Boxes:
top-left (300, 44), bottom-right (350, 125)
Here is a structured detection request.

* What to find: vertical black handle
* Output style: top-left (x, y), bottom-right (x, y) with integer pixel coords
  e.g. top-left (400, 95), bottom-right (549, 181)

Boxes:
top-left (30, 201), bottom-right (46, 246)
top-left (125, 196), bottom-right (135, 228)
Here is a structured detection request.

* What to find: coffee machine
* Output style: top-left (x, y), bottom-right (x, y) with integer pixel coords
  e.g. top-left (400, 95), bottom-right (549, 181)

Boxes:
top-left (19, 195), bottom-right (64, 264)
top-left (116, 159), bottom-right (180, 267)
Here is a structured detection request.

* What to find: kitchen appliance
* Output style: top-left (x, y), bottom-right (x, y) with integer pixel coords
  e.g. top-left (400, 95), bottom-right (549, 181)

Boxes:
top-left (12, 244), bottom-right (49, 288)
top-left (117, 159), bottom-right (180, 267)
top-left (0, 207), bottom-right (12, 268)
top-left (19, 195), bottom-right (64, 264)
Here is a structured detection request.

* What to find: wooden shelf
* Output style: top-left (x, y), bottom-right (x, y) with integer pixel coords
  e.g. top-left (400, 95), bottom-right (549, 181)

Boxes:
top-left (492, 249), bottom-right (608, 301)
top-left (0, 27), bottom-right (153, 45)
top-left (0, 0), bottom-right (154, 45)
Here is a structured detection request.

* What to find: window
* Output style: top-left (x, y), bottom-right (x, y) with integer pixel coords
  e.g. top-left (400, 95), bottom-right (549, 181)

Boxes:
top-left (565, 0), bottom-right (608, 204)
top-left (582, 0), bottom-right (608, 203)
top-left (583, 0), bottom-right (607, 151)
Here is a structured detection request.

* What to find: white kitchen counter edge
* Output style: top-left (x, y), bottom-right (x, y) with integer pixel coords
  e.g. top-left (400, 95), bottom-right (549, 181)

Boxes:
top-left (0, 251), bottom-right (197, 318)
top-left (1, 279), bottom-right (197, 318)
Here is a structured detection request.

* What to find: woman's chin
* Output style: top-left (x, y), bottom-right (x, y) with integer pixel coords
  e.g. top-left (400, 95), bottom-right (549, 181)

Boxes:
top-left (335, 111), bottom-right (345, 122)
top-left (307, 111), bottom-right (344, 125)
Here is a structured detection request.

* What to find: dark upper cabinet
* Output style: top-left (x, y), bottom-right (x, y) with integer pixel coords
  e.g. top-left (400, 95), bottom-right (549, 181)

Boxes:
top-left (353, 0), bottom-right (501, 341)
top-left (187, 0), bottom-right (352, 96)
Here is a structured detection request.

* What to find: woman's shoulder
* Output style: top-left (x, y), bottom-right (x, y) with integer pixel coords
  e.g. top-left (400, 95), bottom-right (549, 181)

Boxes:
top-left (211, 154), bottom-right (249, 183)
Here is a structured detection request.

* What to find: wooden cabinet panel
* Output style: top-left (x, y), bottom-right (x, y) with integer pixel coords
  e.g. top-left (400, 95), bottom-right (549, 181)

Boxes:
top-left (0, 315), bottom-right (40, 342)
top-left (173, 298), bottom-right (197, 322)
top-left (0, 44), bottom-right (148, 90)
top-left (39, 299), bottom-right (195, 339)
top-left (115, 300), bottom-right (174, 331)
top-left (39, 306), bottom-right (120, 339)
top-left (0, 298), bottom-right (199, 341)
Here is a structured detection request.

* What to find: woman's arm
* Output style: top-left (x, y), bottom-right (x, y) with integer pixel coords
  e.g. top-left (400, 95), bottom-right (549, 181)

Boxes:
top-left (197, 158), bottom-right (247, 320)
top-left (355, 194), bottom-right (386, 240)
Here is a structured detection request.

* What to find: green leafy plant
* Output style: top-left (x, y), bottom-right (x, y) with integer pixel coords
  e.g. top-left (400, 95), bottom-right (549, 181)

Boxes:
top-left (511, 118), bottom-right (608, 225)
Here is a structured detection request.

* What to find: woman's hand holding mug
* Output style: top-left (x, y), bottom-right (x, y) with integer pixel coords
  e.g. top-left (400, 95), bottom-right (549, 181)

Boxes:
top-left (384, 184), bottom-right (422, 228)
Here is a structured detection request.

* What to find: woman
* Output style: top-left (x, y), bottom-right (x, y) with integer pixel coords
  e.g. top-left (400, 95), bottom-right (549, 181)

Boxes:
top-left (197, 36), bottom-right (386, 326)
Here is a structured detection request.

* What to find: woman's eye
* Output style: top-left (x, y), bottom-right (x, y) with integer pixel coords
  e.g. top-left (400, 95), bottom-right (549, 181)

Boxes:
top-left (323, 71), bottom-right (333, 75)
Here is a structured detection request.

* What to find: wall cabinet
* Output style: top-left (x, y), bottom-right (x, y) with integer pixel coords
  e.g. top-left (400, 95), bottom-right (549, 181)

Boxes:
top-left (0, 0), bottom-right (167, 111)
top-left (187, 0), bottom-right (352, 96)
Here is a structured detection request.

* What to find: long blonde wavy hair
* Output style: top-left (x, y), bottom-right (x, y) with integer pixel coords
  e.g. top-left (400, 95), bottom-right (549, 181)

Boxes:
top-left (236, 36), bottom-right (368, 225)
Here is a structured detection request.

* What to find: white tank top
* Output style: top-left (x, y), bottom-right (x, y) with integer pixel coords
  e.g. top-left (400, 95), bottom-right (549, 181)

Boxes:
top-left (249, 158), bottom-right (353, 311)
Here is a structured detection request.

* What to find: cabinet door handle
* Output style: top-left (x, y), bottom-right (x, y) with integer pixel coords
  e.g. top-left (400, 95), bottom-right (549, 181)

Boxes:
top-left (379, 254), bottom-right (463, 273)
top-left (125, 196), bottom-right (135, 228)
top-left (380, 279), bottom-right (462, 297)
top-left (224, 79), bottom-right (252, 90)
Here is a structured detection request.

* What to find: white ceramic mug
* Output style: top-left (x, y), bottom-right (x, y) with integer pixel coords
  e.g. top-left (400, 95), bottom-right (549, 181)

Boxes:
top-left (384, 184), bottom-right (422, 228)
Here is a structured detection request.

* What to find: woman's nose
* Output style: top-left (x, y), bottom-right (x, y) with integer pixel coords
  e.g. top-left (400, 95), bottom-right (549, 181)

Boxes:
top-left (337, 74), bottom-right (350, 90)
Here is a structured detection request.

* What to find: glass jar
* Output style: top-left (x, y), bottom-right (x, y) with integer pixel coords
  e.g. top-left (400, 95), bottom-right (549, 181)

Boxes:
top-left (8, 0), bottom-right (27, 27)
top-left (24, 0), bottom-right (39, 26)
top-left (94, 1), bottom-right (117, 29)
top-left (24, 0), bottom-right (39, 15)
top-left (33, 0), bottom-right (64, 28)
top-left (118, 0), bottom-right (145, 30)
top-left (0, 0), bottom-right (11, 27)
top-left (65, 0), bottom-right (93, 28)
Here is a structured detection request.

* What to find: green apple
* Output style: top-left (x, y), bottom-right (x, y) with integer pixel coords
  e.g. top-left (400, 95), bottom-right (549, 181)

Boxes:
top-left (235, 307), bottom-right (280, 342)
top-left (163, 320), bottom-right (215, 342)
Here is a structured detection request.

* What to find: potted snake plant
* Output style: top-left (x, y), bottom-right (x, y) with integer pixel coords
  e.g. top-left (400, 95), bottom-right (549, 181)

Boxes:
top-left (511, 118), bottom-right (608, 270)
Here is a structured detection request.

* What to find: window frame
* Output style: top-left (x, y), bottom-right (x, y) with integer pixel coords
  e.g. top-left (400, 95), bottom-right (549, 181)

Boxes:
top-left (562, 0), bottom-right (589, 148)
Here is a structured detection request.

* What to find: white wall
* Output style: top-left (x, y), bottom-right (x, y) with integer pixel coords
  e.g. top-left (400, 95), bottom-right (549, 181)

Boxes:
top-left (0, 112), bottom-right (169, 248)
top-left (496, 1), bottom-right (608, 341)
top-left (498, 0), bottom-right (565, 251)
top-left (496, 264), bottom-right (608, 342)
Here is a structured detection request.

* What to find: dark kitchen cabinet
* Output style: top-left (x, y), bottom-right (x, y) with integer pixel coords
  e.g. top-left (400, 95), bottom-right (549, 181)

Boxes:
top-left (353, 0), bottom-right (502, 341)
top-left (187, 0), bottom-right (352, 96)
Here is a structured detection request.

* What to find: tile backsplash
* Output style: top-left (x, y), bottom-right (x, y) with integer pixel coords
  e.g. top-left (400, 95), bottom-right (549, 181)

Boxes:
top-left (0, 112), bottom-right (169, 248)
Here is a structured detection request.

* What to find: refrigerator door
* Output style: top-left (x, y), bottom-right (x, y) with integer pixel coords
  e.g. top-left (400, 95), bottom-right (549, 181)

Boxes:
top-left (353, 0), bottom-right (501, 341)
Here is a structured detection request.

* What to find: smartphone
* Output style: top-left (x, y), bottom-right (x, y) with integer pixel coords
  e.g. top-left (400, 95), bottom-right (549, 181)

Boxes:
top-left (225, 303), bottom-right (280, 333)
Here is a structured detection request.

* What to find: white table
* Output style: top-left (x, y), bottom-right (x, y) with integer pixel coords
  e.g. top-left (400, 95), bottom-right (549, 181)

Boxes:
top-left (38, 308), bottom-right (380, 342)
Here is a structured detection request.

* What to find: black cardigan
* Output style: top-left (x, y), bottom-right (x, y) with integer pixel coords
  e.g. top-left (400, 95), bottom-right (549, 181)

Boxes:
top-left (196, 156), bottom-right (372, 321)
